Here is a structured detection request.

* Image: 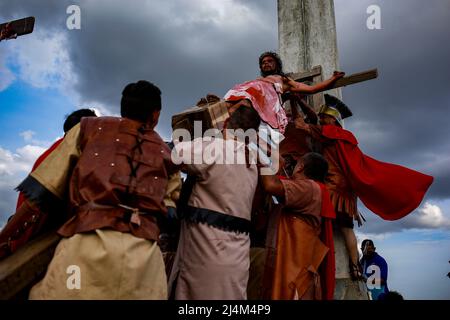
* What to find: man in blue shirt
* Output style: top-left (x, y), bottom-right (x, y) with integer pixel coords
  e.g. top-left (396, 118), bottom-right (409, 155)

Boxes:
top-left (360, 239), bottom-right (389, 300)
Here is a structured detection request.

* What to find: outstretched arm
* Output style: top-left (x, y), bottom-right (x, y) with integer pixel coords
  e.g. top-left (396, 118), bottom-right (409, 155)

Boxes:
top-left (286, 71), bottom-right (345, 94)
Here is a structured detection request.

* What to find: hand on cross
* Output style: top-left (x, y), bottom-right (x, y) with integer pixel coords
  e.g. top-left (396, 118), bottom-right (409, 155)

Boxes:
top-left (331, 71), bottom-right (345, 81)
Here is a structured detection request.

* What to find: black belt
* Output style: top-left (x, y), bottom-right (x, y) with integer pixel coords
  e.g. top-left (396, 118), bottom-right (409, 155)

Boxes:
top-left (181, 205), bottom-right (251, 235)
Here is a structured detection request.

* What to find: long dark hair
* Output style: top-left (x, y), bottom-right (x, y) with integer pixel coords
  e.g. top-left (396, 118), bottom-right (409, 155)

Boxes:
top-left (259, 51), bottom-right (284, 77)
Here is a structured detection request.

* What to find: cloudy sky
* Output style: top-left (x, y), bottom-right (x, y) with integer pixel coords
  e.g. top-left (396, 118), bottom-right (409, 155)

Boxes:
top-left (1, 0), bottom-right (449, 299)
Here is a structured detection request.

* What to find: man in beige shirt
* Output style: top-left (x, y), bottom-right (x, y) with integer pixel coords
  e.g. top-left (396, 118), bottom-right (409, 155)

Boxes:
top-left (169, 106), bottom-right (261, 300)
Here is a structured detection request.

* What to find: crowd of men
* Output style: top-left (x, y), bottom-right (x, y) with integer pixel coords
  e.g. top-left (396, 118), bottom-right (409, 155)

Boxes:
top-left (0, 51), bottom-right (432, 300)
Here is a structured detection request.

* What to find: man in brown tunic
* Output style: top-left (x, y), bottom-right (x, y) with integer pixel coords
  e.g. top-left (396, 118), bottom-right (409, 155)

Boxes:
top-left (260, 152), bottom-right (334, 299)
top-left (17, 80), bottom-right (176, 299)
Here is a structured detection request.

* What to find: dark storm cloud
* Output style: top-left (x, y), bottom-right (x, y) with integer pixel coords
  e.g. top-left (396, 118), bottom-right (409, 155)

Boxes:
top-left (427, 170), bottom-right (450, 200)
top-left (2, 0), bottom-right (278, 137)
top-left (63, 0), bottom-right (278, 139)
top-left (0, 0), bottom-right (72, 31)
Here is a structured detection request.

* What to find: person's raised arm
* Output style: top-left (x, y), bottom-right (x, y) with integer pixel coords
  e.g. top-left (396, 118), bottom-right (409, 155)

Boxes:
top-left (260, 174), bottom-right (285, 199)
top-left (291, 95), bottom-right (318, 125)
top-left (286, 71), bottom-right (345, 94)
top-left (291, 100), bottom-right (311, 132)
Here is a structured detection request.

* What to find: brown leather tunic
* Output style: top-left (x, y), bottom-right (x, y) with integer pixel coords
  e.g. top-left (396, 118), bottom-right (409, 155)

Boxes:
top-left (58, 117), bottom-right (175, 241)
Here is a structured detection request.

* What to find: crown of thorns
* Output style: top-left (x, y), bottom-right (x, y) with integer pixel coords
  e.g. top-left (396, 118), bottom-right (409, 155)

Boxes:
top-left (259, 51), bottom-right (283, 71)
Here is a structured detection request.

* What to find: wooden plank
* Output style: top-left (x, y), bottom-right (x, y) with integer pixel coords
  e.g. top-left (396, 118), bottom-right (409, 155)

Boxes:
top-left (287, 65), bottom-right (323, 81)
top-left (288, 68), bottom-right (378, 92)
top-left (172, 101), bottom-right (229, 137)
top-left (329, 68), bottom-right (378, 89)
top-left (0, 232), bottom-right (60, 299)
top-left (0, 16), bottom-right (35, 41)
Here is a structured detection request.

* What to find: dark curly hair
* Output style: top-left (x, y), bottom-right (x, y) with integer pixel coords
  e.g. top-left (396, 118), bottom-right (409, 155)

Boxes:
top-left (259, 51), bottom-right (284, 77)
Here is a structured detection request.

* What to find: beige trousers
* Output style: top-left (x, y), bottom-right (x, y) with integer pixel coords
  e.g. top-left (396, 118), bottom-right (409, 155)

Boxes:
top-left (29, 229), bottom-right (167, 300)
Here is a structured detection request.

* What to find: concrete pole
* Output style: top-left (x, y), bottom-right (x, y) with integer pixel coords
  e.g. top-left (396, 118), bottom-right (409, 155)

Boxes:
top-left (278, 0), bottom-right (368, 299)
top-left (278, 0), bottom-right (342, 99)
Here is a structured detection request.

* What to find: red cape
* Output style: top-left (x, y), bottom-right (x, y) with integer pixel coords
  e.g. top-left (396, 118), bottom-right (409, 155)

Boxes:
top-left (321, 125), bottom-right (434, 221)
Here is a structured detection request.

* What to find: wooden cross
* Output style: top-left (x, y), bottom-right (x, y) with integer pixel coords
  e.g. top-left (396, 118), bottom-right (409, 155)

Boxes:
top-left (286, 65), bottom-right (378, 112)
top-left (0, 16), bottom-right (35, 42)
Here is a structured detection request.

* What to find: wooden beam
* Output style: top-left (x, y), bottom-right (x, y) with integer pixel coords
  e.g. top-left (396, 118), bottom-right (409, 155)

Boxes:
top-left (288, 68), bottom-right (378, 93)
top-left (287, 65), bottom-right (323, 82)
top-left (0, 232), bottom-right (60, 299)
top-left (327, 68), bottom-right (378, 90)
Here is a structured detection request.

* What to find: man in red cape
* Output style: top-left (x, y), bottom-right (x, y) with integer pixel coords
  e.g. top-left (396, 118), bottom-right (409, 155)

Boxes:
top-left (294, 95), bottom-right (434, 280)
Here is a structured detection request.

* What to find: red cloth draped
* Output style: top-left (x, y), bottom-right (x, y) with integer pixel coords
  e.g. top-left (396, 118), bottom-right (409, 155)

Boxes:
top-left (224, 79), bottom-right (288, 133)
top-left (317, 182), bottom-right (336, 300)
top-left (321, 125), bottom-right (434, 221)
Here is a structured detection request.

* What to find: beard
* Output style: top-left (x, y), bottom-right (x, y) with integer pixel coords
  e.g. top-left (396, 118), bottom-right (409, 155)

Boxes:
top-left (260, 68), bottom-right (281, 77)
